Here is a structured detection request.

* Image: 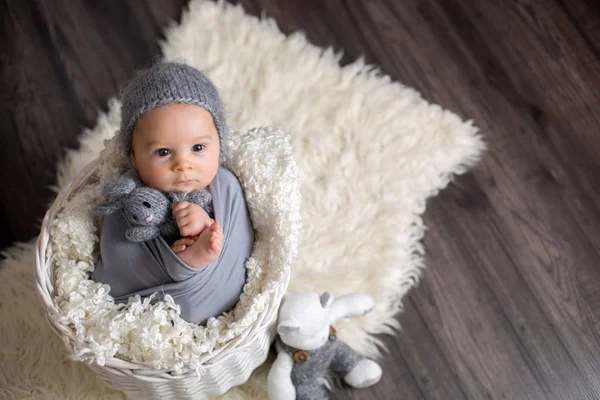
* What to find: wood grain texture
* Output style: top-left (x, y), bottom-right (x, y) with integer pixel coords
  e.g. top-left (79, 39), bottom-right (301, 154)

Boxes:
top-left (2, 0), bottom-right (600, 399)
top-left (0, 0), bottom-right (187, 251)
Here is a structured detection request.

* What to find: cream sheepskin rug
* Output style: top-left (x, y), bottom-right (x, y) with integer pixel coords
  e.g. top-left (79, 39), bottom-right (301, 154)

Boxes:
top-left (0, 0), bottom-right (484, 398)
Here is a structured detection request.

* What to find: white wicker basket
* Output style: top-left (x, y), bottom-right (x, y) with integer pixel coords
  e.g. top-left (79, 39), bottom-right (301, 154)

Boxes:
top-left (34, 128), bottom-right (297, 399)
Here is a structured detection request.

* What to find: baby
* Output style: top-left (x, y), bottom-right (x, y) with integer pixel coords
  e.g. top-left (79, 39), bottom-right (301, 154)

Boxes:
top-left (92, 62), bottom-right (254, 324)
top-left (128, 94), bottom-right (222, 268)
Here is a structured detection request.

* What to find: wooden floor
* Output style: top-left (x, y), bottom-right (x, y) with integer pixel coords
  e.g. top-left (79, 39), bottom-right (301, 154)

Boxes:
top-left (3, 0), bottom-right (600, 399)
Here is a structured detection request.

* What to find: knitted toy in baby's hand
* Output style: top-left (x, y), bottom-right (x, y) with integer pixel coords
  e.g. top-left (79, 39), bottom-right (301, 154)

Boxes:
top-left (267, 291), bottom-right (383, 400)
top-left (94, 169), bottom-right (212, 242)
top-left (169, 190), bottom-right (213, 217)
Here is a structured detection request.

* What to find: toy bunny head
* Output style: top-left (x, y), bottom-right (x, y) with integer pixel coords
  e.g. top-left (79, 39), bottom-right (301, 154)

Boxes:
top-left (121, 187), bottom-right (172, 228)
top-left (94, 170), bottom-right (174, 242)
top-left (277, 292), bottom-right (333, 350)
top-left (276, 291), bottom-right (375, 351)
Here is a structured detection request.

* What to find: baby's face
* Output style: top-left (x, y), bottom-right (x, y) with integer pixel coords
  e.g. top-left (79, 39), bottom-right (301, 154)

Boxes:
top-left (129, 103), bottom-right (220, 193)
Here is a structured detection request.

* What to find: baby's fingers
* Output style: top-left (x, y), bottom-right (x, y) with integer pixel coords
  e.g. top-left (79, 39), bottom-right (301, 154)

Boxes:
top-left (179, 220), bottom-right (201, 237)
top-left (210, 221), bottom-right (222, 233)
top-left (171, 244), bottom-right (187, 254)
top-left (171, 201), bottom-right (190, 213)
top-left (172, 236), bottom-right (196, 253)
top-left (172, 207), bottom-right (190, 220)
top-left (172, 237), bottom-right (196, 247)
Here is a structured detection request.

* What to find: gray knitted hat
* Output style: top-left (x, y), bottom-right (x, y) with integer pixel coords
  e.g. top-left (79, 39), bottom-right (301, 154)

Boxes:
top-left (119, 61), bottom-right (227, 157)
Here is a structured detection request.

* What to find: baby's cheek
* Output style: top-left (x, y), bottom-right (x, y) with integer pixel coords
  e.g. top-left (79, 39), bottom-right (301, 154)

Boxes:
top-left (145, 167), bottom-right (171, 191)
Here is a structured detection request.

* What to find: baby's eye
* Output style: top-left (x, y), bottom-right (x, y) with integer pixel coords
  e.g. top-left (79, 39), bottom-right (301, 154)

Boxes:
top-left (155, 148), bottom-right (171, 157)
top-left (192, 144), bottom-right (205, 152)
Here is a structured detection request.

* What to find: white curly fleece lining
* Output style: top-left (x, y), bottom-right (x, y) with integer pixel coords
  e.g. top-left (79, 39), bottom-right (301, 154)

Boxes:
top-left (49, 126), bottom-right (301, 374)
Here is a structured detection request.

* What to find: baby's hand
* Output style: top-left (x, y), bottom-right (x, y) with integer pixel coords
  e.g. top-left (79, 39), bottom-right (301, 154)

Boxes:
top-left (171, 201), bottom-right (212, 237)
top-left (175, 221), bottom-right (223, 269)
top-left (171, 236), bottom-right (198, 254)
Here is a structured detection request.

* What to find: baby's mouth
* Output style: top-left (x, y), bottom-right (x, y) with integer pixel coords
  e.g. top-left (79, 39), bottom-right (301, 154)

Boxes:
top-left (175, 179), bottom-right (198, 185)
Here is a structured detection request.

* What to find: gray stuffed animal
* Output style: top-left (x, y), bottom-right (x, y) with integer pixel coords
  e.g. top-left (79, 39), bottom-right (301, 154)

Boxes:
top-left (268, 291), bottom-right (382, 400)
top-left (94, 169), bottom-right (213, 242)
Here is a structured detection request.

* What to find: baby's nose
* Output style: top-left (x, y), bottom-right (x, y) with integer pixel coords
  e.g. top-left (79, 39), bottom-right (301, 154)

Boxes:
top-left (173, 155), bottom-right (192, 170)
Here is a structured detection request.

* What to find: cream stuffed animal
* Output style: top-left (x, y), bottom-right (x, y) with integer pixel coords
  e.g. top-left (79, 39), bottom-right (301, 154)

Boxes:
top-left (267, 291), bottom-right (382, 400)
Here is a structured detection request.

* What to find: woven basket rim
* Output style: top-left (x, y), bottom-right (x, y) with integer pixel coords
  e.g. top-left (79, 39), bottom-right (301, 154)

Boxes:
top-left (34, 154), bottom-right (291, 378)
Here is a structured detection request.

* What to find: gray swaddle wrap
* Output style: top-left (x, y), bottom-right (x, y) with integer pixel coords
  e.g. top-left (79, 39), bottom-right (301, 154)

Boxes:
top-left (92, 166), bottom-right (254, 324)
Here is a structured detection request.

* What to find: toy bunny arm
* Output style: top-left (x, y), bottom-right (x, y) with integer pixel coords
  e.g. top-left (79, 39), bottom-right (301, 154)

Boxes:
top-left (169, 190), bottom-right (213, 216)
top-left (267, 350), bottom-right (296, 400)
top-left (183, 189), bottom-right (212, 208)
top-left (329, 293), bottom-right (375, 324)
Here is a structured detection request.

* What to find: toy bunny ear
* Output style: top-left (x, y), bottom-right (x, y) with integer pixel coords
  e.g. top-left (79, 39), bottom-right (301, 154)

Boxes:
top-left (103, 177), bottom-right (138, 198)
top-left (320, 291), bottom-right (334, 308)
top-left (93, 201), bottom-right (122, 216)
top-left (102, 169), bottom-right (142, 198)
top-left (329, 293), bottom-right (375, 324)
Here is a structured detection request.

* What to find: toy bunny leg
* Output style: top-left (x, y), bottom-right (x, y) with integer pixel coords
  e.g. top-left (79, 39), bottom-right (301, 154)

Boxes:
top-left (267, 348), bottom-right (296, 400)
top-left (344, 358), bottom-right (382, 388)
top-left (330, 340), bottom-right (382, 389)
top-left (296, 383), bottom-right (329, 400)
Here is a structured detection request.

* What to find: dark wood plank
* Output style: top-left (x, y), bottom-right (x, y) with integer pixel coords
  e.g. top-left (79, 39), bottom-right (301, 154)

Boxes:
top-left (392, 0), bottom-right (600, 398)
top-left (330, 331), bottom-right (426, 400)
top-left (419, 175), bottom-right (599, 400)
top-left (0, 0), bottom-right (187, 253)
top-left (385, 297), bottom-right (467, 399)
top-left (425, 0), bottom-right (600, 394)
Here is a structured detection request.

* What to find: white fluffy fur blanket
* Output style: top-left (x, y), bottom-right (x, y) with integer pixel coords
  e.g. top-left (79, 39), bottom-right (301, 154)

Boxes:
top-left (0, 1), bottom-right (484, 398)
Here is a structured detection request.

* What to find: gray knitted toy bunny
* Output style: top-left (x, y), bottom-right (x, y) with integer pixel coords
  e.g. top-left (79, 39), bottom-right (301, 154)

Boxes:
top-left (95, 170), bottom-right (213, 242)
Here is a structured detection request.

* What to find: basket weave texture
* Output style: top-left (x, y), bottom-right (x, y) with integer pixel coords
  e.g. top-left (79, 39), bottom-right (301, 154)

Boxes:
top-left (34, 126), bottom-right (301, 399)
